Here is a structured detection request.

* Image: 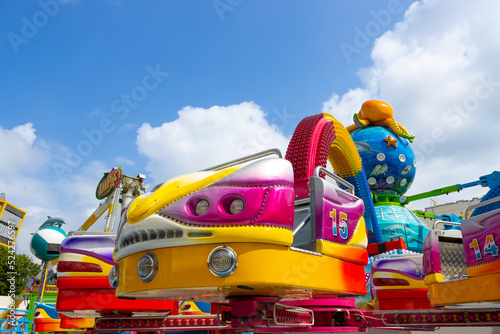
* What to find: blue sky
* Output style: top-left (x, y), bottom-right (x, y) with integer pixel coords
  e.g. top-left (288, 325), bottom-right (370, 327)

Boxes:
top-left (2, 1), bottom-right (409, 155)
top-left (2, 0), bottom-right (500, 256)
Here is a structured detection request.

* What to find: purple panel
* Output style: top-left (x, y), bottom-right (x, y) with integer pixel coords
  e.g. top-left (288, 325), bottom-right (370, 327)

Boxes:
top-left (372, 255), bottom-right (424, 280)
top-left (311, 177), bottom-right (364, 245)
top-left (461, 208), bottom-right (500, 235)
top-left (60, 235), bottom-right (115, 264)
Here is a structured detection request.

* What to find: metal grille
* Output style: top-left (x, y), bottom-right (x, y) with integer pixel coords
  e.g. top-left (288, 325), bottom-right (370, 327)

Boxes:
top-left (439, 241), bottom-right (466, 281)
top-left (1, 210), bottom-right (22, 227)
top-left (210, 249), bottom-right (234, 272)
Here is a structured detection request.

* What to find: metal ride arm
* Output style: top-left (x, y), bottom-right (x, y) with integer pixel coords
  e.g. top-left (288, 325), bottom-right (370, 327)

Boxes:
top-left (413, 210), bottom-right (440, 219)
top-left (400, 184), bottom-right (463, 205)
top-left (413, 210), bottom-right (461, 222)
top-left (78, 194), bottom-right (115, 231)
top-left (399, 171), bottom-right (500, 205)
top-left (78, 173), bottom-right (146, 232)
top-left (464, 195), bottom-right (500, 219)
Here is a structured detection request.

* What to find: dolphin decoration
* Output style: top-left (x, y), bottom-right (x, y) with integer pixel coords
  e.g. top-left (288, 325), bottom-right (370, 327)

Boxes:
top-left (354, 141), bottom-right (380, 153)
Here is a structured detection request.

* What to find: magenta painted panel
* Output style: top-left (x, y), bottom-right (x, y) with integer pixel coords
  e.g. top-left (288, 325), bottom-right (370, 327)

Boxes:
top-left (311, 176), bottom-right (364, 245)
top-left (157, 158), bottom-right (295, 229)
top-left (461, 208), bottom-right (500, 268)
top-left (423, 232), bottom-right (441, 276)
top-left (159, 185), bottom-right (294, 229)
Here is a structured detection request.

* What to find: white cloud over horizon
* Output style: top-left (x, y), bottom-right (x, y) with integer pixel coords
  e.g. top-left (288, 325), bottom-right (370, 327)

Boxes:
top-left (136, 101), bottom-right (291, 185)
top-left (323, 0), bottom-right (500, 207)
top-left (0, 123), bottom-right (112, 258)
top-left (0, 123), bottom-right (51, 175)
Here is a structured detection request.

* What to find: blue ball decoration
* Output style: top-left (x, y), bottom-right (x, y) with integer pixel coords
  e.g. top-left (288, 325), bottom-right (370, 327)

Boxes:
top-left (351, 126), bottom-right (416, 196)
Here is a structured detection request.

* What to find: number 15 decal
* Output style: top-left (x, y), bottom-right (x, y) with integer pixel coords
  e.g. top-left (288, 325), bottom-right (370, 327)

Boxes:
top-left (330, 209), bottom-right (348, 239)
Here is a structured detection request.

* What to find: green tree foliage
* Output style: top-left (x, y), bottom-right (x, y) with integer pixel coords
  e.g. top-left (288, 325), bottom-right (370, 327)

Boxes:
top-left (0, 247), bottom-right (41, 296)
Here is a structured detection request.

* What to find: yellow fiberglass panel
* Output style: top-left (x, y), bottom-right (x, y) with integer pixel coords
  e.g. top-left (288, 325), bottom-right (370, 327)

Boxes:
top-left (428, 272), bottom-right (500, 306)
top-left (116, 242), bottom-right (367, 301)
top-left (424, 273), bottom-right (443, 285)
top-left (323, 113), bottom-right (362, 178)
top-left (184, 225), bottom-right (293, 246)
top-left (316, 217), bottom-right (368, 265)
top-left (467, 259), bottom-right (500, 277)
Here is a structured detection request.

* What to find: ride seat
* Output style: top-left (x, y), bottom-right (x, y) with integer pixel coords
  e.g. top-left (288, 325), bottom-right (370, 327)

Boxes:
top-left (423, 224), bottom-right (464, 283)
top-left (292, 168), bottom-right (368, 266)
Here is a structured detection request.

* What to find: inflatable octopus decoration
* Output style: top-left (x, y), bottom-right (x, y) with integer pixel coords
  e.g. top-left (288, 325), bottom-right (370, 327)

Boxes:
top-left (346, 100), bottom-right (415, 142)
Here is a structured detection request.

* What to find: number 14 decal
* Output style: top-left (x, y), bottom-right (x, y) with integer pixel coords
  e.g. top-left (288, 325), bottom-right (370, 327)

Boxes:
top-left (469, 234), bottom-right (499, 260)
top-left (329, 209), bottom-right (348, 239)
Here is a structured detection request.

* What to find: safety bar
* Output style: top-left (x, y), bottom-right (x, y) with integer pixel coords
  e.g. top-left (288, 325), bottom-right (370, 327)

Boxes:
top-left (294, 198), bottom-right (310, 207)
top-left (68, 231), bottom-right (117, 237)
top-left (202, 148), bottom-right (282, 171)
top-left (464, 196), bottom-right (500, 219)
top-left (313, 166), bottom-right (355, 195)
top-left (373, 253), bottom-right (422, 261)
top-left (294, 206), bottom-right (310, 214)
top-left (432, 221), bottom-right (462, 230)
top-left (452, 267), bottom-right (468, 280)
top-left (293, 198), bottom-right (312, 239)
top-left (293, 213), bottom-right (311, 236)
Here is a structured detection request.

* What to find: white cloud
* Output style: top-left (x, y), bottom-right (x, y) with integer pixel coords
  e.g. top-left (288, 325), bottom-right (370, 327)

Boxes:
top-left (0, 122), bottom-right (113, 256)
top-left (322, 88), bottom-right (377, 126)
top-left (137, 101), bottom-right (290, 184)
top-left (118, 123), bottom-right (138, 133)
top-left (323, 0), bottom-right (500, 208)
top-left (0, 123), bottom-right (50, 175)
top-left (114, 156), bottom-right (135, 166)
top-left (4, 163), bottom-right (110, 257)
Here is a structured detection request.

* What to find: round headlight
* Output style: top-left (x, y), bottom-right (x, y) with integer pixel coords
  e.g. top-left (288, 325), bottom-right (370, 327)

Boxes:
top-left (229, 198), bottom-right (245, 215)
top-left (108, 265), bottom-right (119, 288)
top-left (137, 252), bottom-right (158, 282)
top-left (195, 199), bottom-right (210, 216)
top-left (207, 246), bottom-right (238, 277)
